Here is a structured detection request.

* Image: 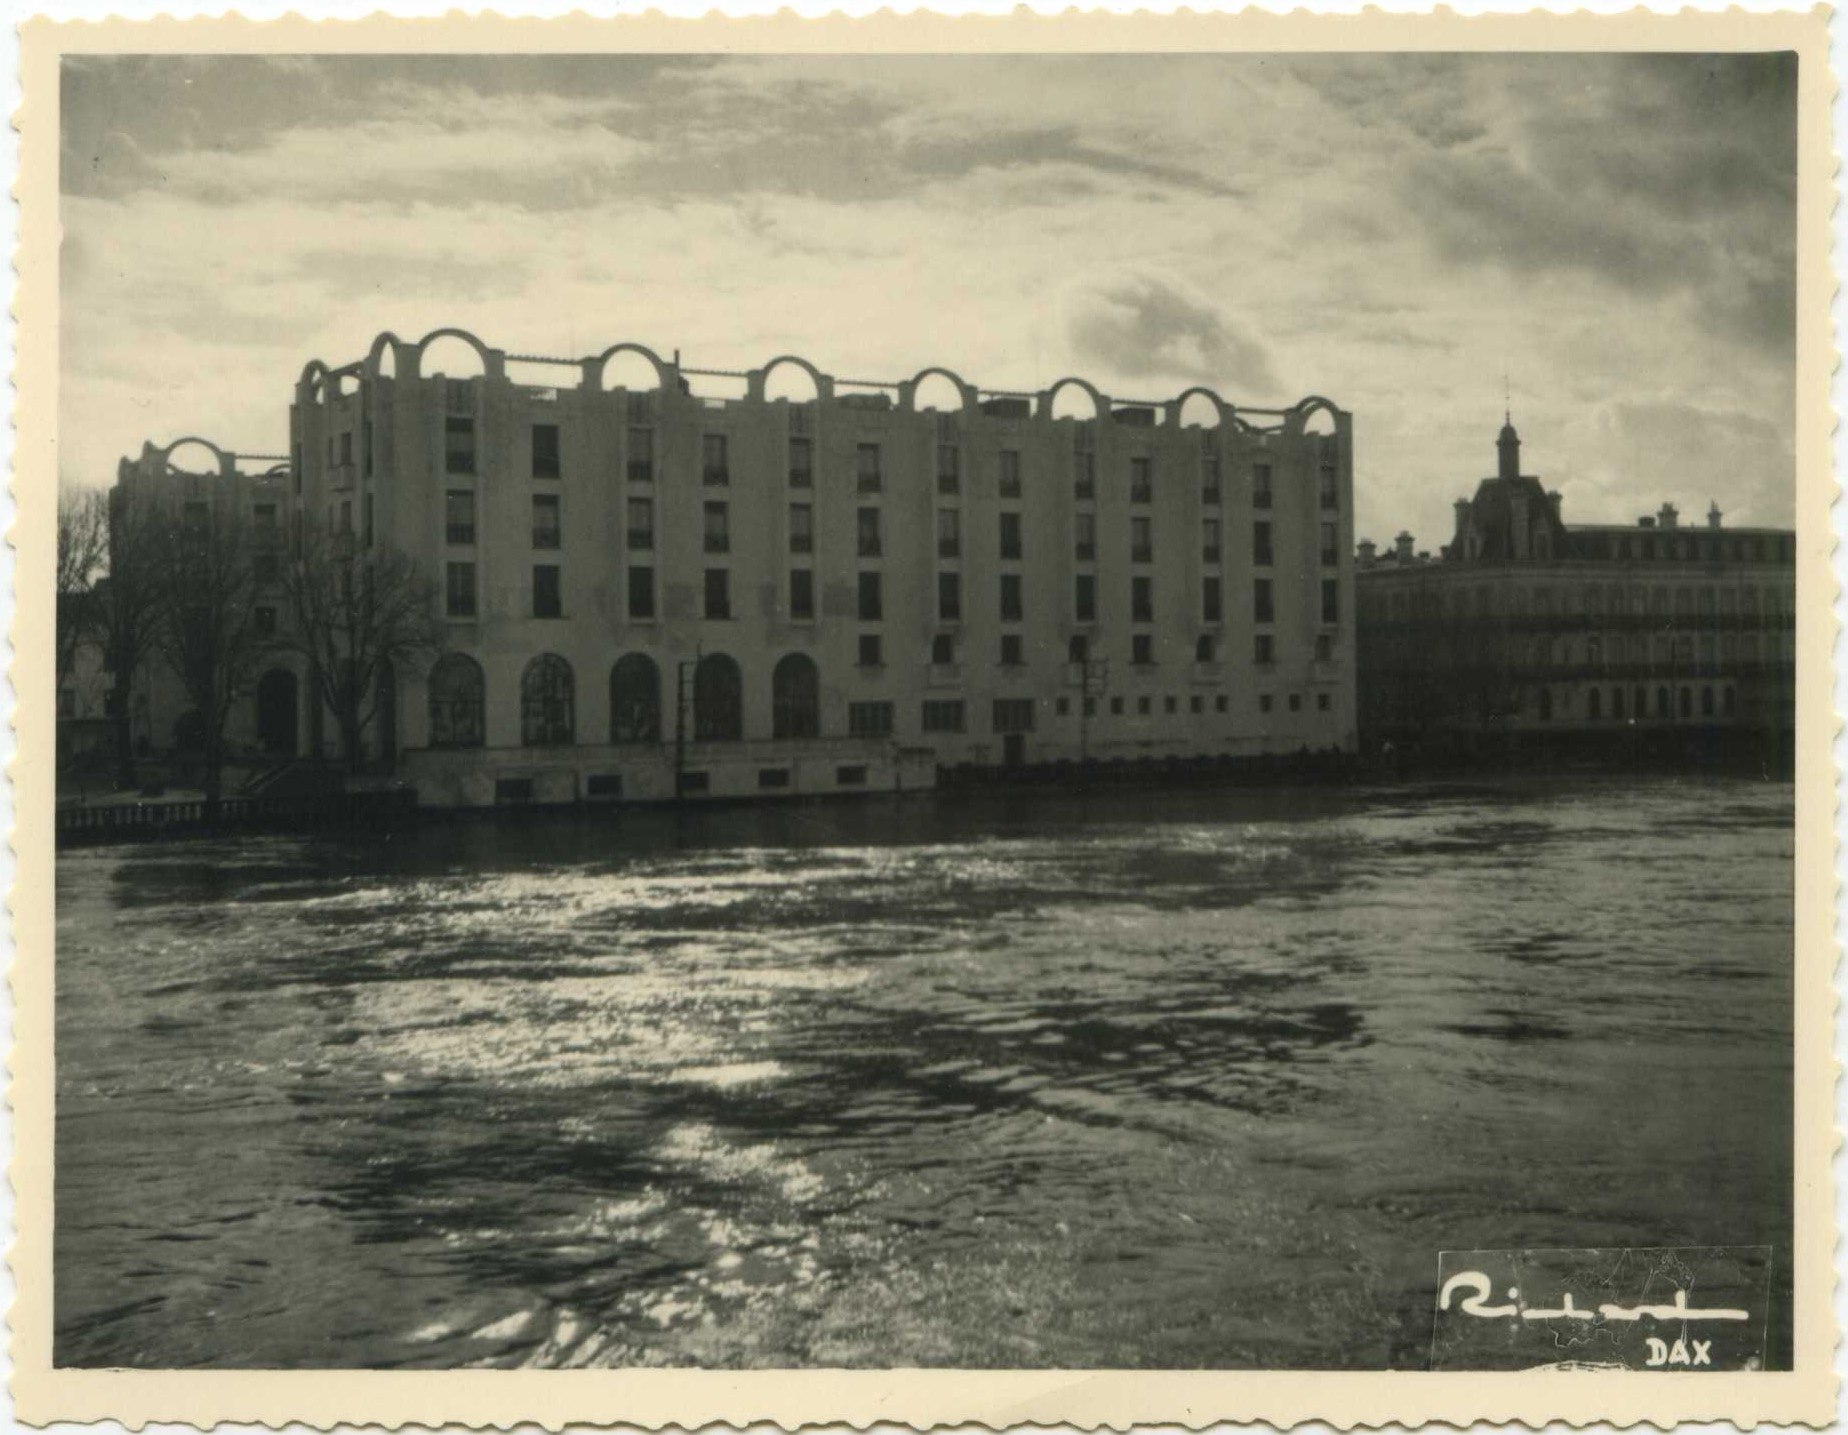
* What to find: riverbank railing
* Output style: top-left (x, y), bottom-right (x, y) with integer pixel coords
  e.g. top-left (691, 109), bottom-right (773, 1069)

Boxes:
top-left (56, 787), bottom-right (420, 847)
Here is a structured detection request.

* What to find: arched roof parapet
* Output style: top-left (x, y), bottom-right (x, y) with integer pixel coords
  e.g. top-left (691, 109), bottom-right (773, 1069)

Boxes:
top-left (1170, 386), bottom-right (1228, 429)
top-left (594, 341), bottom-right (674, 392)
top-left (411, 327), bottom-right (498, 382)
top-left (365, 331), bottom-right (406, 379)
top-left (903, 366), bottom-right (976, 413)
top-left (1039, 376), bottom-right (1107, 421)
top-left (1289, 395), bottom-right (1343, 435)
top-left (753, 354), bottom-right (832, 403)
top-left (158, 436), bottom-right (233, 475)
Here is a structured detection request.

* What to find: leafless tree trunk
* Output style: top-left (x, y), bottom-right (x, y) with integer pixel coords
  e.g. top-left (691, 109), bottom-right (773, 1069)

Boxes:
top-left (56, 485), bottom-right (109, 689)
top-left (275, 514), bottom-right (444, 778)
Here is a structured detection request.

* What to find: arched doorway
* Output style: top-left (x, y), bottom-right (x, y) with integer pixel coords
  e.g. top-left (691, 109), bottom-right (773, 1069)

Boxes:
top-left (772, 653), bottom-right (820, 739)
top-left (256, 669), bottom-right (299, 755)
top-left (694, 653), bottom-right (744, 742)
top-left (522, 655), bottom-right (575, 747)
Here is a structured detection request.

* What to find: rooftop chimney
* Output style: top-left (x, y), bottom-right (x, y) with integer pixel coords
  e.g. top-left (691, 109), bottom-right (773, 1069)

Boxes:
top-left (1546, 490), bottom-right (1563, 520)
top-left (1357, 538), bottom-right (1377, 569)
top-left (1638, 516), bottom-right (1656, 528)
top-left (1658, 502), bottom-right (1679, 530)
top-left (1394, 531), bottom-right (1415, 563)
top-left (1708, 501), bottom-right (1723, 530)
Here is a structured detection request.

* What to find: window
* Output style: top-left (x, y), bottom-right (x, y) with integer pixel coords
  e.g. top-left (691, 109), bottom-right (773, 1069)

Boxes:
top-left (705, 501), bottom-right (731, 555)
top-left (1130, 457), bottom-right (1152, 503)
top-left (937, 444), bottom-right (960, 495)
top-left (628, 565), bottom-right (656, 620)
top-left (1255, 578), bottom-right (1274, 624)
top-left (788, 503), bottom-right (813, 555)
top-left (1076, 574), bottom-right (1097, 624)
top-left (1190, 695), bottom-right (1203, 715)
top-left (1315, 634), bottom-right (1333, 661)
top-left (1253, 522), bottom-right (1273, 566)
top-left (340, 499), bottom-right (353, 535)
top-left (702, 433), bottom-right (729, 485)
top-left (1000, 573), bottom-right (1023, 622)
top-left (1132, 633), bottom-right (1154, 666)
top-left (1724, 686), bottom-right (1737, 716)
top-left (1259, 694), bottom-right (1273, 713)
top-left (1203, 577), bottom-right (1223, 624)
top-left (1137, 696), bottom-right (1152, 715)
top-left (610, 654), bottom-right (661, 744)
top-left (678, 771), bottom-right (711, 795)
top-left (1215, 694), bottom-right (1229, 713)
top-left (1321, 578), bottom-right (1340, 624)
top-left (339, 430), bottom-right (354, 467)
top-left (1075, 511), bottom-right (1097, 561)
top-left (1289, 694), bottom-right (1303, 713)
top-left (446, 561), bottom-right (476, 618)
top-left (1000, 512), bottom-right (1022, 561)
top-left (1321, 522), bottom-right (1339, 566)
top-left (705, 568), bottom-right (732, 620)
top-left (496, 778), bottom-right (535, 806)
top-left (627, 426), bottom-right (653, 482)
top-left (254, 605), bottom-right (277, 637)
top-left (992, 699), bottom-right (1036, 733)
top-left (1131, 517), bottom-right (1153, 563)
top-left (521, 654), bottom-right (574, 746)
top-left (849, 701), bottom-right (895, 737)
top-left (292, 442), bottom-right (302, 493)
top-left (428, 653), bottom-right (484, 748)
top-left (859, 571), bottom-right (883, 621)
top-left (857, 443), bottom-right (882, 493)
top-left (923, 699), bottom-right (965, 733)
top-left (858, 506), bottom-right (882, 558)
top-left (532, 424), bottom-right (561, 480)
top-left (1164, 696), bottom-right (1178, 715)
top-left (363, 493), bottom-right (375, 548)
top-left (1196, 634), bottom-right (1215, 662)
top-left (836, 764), bottom-right (868, 786)
top-left (1056, 696), bottom-right (1071, 717)
top-left (1132, 576), bottom-right (1153, 624)
top-left (533, 564), bottom-right (562, 618)
top-left (1319, 462), bottom-right (1339, 510)
top-left (1253, 463), bottom-right (1273, 508)
top-left (253, 552), bottom-right (279, 586)
top-left (932, 633), bottom-right (955, 665)
top-left (859, 633), bottom-right (883, 668)
top-left (695, 654), bottom-right (744, 741)
top-left (1068, 635), bottom-right (1089, 664)
top-left (253, 503), bottom-right (278, 539)
top-left (627, 497), bottom-right (654, 550)
top-left (937, 572), bottom-right (962, 623)
top-left (938, 507), bottom-right (960, 559)
top-left (790, 569), bottom-right (814, 620)
top-left (1001, 634), bottom-right (1024, 666)
top-left (788, 436), bottom-right (813, 488)
top-left (1203, 519), bottom-right (1221, 564)
top-left (772, 653), bottom-right (821, 738)
top-left (445, 416), bottom-right (476, 475)
top-left (1255, 634), bottom-right (1275, 664)
top-left (1317, 693), bottom-right (1331, 712)
top-left (532, 494), bottom-right (561, 549)
top-left (1202, 455), bottom-right (1222, 504)
top-left (999, 450), bottom-right (1022, 498)
top-left (758, 768), bottom-right (791, 790)
top-left (1074, 451), bottom-right (1096, 500)
top-left (1612, 687), bottom-right (1626, 720)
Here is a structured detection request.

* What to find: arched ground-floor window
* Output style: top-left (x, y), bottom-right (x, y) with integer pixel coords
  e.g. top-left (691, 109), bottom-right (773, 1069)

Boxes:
top-left (1587, 687), bottom-right (1602, 721)
top-left (772, 653), bottom-right (820, 739)
top-left (428, 655), bottom-right (485, 747)
top-left (695, 653), bottom-right (743, 742)
top-left (610, 653), bottom-right (661, 743)
top-left (522, 654), bottom-right (575, 746)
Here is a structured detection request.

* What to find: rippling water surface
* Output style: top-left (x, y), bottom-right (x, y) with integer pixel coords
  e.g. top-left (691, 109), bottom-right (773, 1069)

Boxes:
top-left (55, 777), bottom-right (1794, 1369)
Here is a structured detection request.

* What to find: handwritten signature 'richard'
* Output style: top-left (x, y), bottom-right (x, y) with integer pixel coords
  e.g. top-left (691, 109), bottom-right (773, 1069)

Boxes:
top-left (1438, 1270), bottom-right (1751, 1325)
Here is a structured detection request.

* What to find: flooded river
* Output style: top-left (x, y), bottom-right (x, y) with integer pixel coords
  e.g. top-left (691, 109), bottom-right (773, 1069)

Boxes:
top-left (54, 777), bottom-right (1794, 1369)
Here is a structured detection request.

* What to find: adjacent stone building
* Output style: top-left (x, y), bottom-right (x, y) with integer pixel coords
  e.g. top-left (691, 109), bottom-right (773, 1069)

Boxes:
top-left (1356, 417), bottom-right (1796, 762)
top-left (288, 327), bottom-right (1357, 806)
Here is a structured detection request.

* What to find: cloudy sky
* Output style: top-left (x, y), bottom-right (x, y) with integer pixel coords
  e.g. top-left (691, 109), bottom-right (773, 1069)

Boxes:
top-left (61, 51), bottom-right (1797, 547)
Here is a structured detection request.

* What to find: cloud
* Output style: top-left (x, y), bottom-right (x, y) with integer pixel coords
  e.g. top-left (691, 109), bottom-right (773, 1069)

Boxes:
top-left (1066, 276), bottom-right (1282, 399)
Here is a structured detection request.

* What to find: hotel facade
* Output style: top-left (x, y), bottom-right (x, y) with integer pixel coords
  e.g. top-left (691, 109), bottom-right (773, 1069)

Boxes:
top-left (1355, 418), bottom-right (1796, 762)
top-left (113, 326), bottom-right (1359, 807)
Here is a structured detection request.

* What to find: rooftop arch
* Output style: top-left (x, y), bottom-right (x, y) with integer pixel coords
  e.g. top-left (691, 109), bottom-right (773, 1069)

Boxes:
top-left (907, 367), bottom-right (972, 413)
top-left (1291, 395), bottom-right (1342, 436)
top-left (366, 331), bottom-right (405, 380)
top-left (1043, 376), bottom-right (1103, 421)
top-left (757, 354), bottom-right (827, 403)
top-left (597, 342), bottom-right (671, 392)
top-left (159, 437), bottom-right (232, 475)
top-left (414, 327), bottom-right (492, 381)
top-left (1175, 387), bottom-right (1226, 429)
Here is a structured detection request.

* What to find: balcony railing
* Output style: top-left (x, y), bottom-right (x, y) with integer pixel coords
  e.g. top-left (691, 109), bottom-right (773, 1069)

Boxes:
top-left (1202, 487), bottom-right (1222, 505)
top-left (1075, 542), bottom-right (1096, 561)
top-left (705, 535), bottom-right (730, 554)
top-left (857, 475), bottom-right (882, 494)
top-left (1132, 546), bottom-right (1153, 563)
top-left (1203, 546), bottom-right (1221, 563)
top-left (533, 531), bottom-right (561, 550)
top-left (446, 525), bottom-right (475, 545)
top-left (789, 469), bottom-right (812, 488)
top-left (789, 534), bottom-right (813, 554)
top-left (1075, 480), bottom-right (1096, 501)
top-left (627, 530), bottom-right (653, 551)
top-left (859, 538), bottom-right (883, 558)
top-left (703, 467), bottom-right (730, 486)
top-left (1130, 484), bottom-right (1153, 504)
top-left (938, 538), bottom-right (960, 559)
top-left (626, 460), bottom-right (653, 483)
top-left (1253, 491), bottom-right (1273, 509)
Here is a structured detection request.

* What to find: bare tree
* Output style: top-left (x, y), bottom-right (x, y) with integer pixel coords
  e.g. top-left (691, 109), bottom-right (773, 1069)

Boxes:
top-left (275, 515), bottom-right (444, 773)
top-left (156, 500), bottom-right (271, 804)
top-left (96, 488), bottom-right (177, 788)
top-left (56, 484), bottom-right (109, 688)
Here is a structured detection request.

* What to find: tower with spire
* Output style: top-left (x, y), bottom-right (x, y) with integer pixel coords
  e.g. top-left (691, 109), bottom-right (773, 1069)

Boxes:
top-left (1497, 411), bottom-right (1521, 483)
